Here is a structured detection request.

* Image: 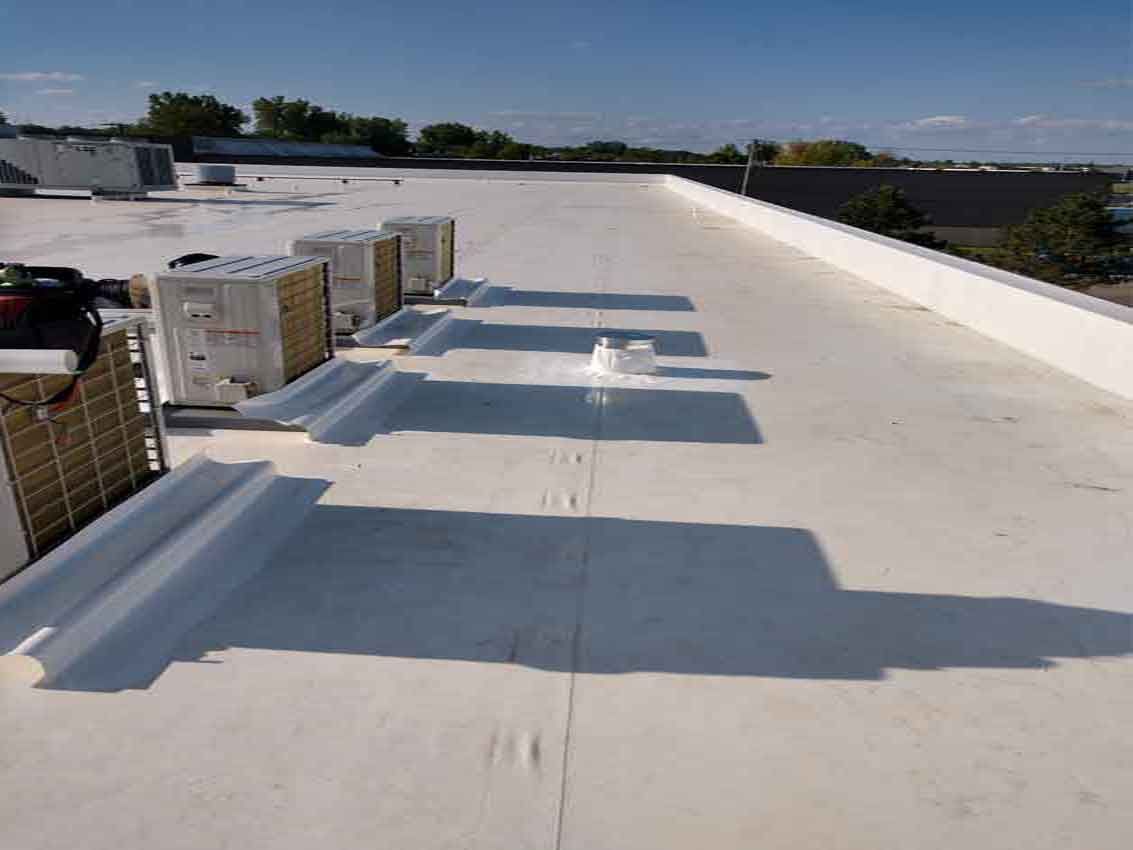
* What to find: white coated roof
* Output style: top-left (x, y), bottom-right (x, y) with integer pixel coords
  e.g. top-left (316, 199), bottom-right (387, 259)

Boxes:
top-left (1, 167), bottom-right (1132, 850)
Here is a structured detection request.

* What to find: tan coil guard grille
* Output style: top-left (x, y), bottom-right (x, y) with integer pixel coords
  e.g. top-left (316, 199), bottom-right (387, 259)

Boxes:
top-left (278, 266), bottom-right (330, 381)
top-left (373, 238), bottom-right (402, 320)
top-left (0, 328), bottom-right (161, 558)
top-left (440, 222), bottom-right (455, 281)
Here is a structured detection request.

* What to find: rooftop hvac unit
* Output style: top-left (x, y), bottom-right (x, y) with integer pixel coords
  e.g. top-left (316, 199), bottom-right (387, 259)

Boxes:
top-left (0, 136), bottom-right (177, 198)
top-left (0, 316), bottom-right (168, 581)
top-left (152, 256), bottom-right (333, 408)
top-left (288, 229), bottom-right (403, 334)
top-left (380, 216), bottom-right (454, 295)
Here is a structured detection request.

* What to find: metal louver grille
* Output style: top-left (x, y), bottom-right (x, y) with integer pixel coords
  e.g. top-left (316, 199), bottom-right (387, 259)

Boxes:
top-left (277, 265), bottom-right (332, 382)
top-left (0, 158), bottom-right (38, 185)
top-left (373, 237), bottom-right (403, 320)
top-left (134, 147), bottom-right (157, 186)
top-left (152, 148), bottom-right (174, 186)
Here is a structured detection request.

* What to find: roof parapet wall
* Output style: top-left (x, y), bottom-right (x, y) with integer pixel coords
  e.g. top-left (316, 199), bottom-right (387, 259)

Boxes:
top-left (666, 176), bottom-right (1133, 401)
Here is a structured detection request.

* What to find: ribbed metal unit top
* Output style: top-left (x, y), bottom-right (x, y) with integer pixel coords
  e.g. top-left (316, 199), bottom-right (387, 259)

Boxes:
top-left (299, 229), bottom-right (390, 243)
top-left (383, 216), bottom-right (452, 226)
top-left (170, 255), bottom-right (327, 280)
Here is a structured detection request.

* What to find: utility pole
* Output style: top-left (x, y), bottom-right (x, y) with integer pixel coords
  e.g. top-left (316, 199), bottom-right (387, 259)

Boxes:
top-left (740, 139), bottom-right (759, 196)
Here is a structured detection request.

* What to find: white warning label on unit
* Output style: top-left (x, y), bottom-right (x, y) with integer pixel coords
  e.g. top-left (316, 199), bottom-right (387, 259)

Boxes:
top-left (204, 329), bottom-right (260, 348)
top-left (184, 329), bottom-right (211, 373)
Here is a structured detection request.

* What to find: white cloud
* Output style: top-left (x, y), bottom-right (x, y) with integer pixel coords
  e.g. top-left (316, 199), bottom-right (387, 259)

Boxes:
top-left (569, 40), bottom-right (592, 50)
top-left (490, 110), bottom-right (601, 121)
top-left (477, 110), bottom-right (850, 150)
top-left (1079, 78), bottom-right (1133, 89)
top-left (36, 88), bottom-right (76, 96)
top-left (1005, 114), bottom-right (1133, 131)
top-left (134, 80), bottom-right (157, 88)
top-left (0, 71), bottom-right (83, 82)
top-left (899, 115), bottom-right (972, 131)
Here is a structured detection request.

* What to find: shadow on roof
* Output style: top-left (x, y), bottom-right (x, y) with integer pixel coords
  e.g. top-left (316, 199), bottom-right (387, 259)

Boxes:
top-left (312, 372), bottom-right (763, 446)
top-left (653, 366), bottom-right (771, 381)
top-left (481, 286), bottom-right (695, 311)
top-left (20, 194), bottom-right (335, 208)
top-left (151, 196), bottom-right (337, 208)
top-left (48, 510), bottom-right (1132, 690)
top-left (428, 319), bottom-right (712, 357)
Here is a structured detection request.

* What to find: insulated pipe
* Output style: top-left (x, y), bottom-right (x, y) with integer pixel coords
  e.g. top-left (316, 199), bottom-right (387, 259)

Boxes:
top-left (0, 349), bottom-right (79, 374)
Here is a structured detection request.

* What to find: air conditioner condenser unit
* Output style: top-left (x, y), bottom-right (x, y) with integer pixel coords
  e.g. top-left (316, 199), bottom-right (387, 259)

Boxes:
top-left (0, 315), bottom-right (169, 580)
top-left (288, 229), bottom-right (403, 334)
top-left (380, 216), bottom-right (455, 295)
top-left (151, 256), bottom-right (333, 408)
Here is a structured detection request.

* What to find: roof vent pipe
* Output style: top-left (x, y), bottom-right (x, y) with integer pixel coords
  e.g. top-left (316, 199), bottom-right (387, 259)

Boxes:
top-left (591, 332), bottom-right (656, 375)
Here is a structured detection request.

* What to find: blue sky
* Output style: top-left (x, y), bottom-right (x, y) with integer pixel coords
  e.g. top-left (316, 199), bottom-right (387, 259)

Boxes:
top-left (4, 0), bottom-right (1133, 161)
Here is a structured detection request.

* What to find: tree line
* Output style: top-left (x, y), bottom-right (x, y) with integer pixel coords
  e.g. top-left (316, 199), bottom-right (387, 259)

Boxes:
top-left (8, 91), bottom-right (921, 166)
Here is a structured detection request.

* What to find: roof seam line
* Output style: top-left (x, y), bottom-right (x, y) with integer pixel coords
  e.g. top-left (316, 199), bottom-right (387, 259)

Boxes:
top-left (553, 292), bottom-right (608, 850)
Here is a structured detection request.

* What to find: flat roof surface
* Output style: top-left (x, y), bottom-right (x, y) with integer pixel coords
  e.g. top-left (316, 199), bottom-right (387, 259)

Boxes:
top-left (2, 172), bottom-right (1133, 849)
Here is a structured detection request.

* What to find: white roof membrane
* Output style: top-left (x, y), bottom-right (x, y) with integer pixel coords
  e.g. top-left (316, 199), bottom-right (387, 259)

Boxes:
top-left (0, 169), bottom-right (1131, 850)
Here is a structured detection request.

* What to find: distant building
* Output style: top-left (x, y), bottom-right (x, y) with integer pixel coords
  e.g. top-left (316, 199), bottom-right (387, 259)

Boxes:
top-left (739, 166), bottom-right (1114, 246)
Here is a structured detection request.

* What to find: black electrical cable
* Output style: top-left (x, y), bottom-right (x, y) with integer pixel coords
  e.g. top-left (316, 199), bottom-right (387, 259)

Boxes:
top-left (0, 302), bottom-right (103, 408)
top-left (0, 268), bottom-right (106, 409)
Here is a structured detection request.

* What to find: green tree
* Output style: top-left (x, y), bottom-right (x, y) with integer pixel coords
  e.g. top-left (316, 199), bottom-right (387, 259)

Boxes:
top-left (252, 97), bottom-right (339, 141)
top-left (467, 130), bottom-right (516, 158)
top-left (342, 115), bottom-right (410, 155)
top-left (1001, 193), bottom-right (1122, 285)
top-left (708, 141), bottom-right (781, 165)
top-left (135, 92), bottom-right (246, 136)
top-left (776, 139), bottom-right (873, 166)
top-left (252, 96), bottom-right (287, 136)
top-left (497, 141), bottom-right (532, 160)
top-left (251, 98), bottom-right (409, 153)
top-left (0, 110), bottom-right (7, 125)
top-left (837, 185), bottom-right (943, 248)
top-left (753, 141), bottom-right (782, 163)
top-left (707, 144), bottom-right (741, 163)
top-left (709, 143), bottom-right (743, 163)
top-left (587, 140), bottom-right (628, 156)
top-left (417, 122), bottom-right (479, 155)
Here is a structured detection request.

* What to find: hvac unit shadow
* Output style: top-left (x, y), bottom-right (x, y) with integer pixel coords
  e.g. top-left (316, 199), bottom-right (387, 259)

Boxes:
top-left (316, 372), bottom-right (763, 446)
top-left (425, 321), bottom-right (769, 383)
top-left (158, 197), bottom-right (337, 208)
top-left (55, 508), bottom-right (1124, 691)
top-left (480, 286), bottom-right (695, 311)
top-left (22, 194), bottom-right (335, 208)
top-left (431, 319), bottom-right (713, 357)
